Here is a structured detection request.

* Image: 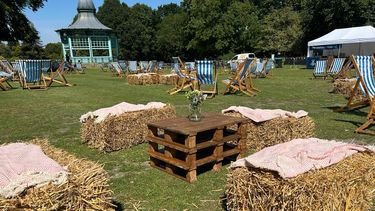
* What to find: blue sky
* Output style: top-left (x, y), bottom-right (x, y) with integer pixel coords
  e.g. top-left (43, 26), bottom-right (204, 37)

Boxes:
top-left (25, 0), bottom-right (181, 45)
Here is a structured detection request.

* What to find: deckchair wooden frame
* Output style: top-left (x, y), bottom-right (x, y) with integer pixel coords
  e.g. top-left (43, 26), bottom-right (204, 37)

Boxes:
top-left (146, 61), bottom-right (159, 74)
top-left (195, 60), bottom-right (218, 98)
top-left (0, 60), bottom-right (18, 81)
top-left (254, 59), bottom-right (269, 78)
top-left (333, 59), bottom-right (353, 81)
top-left (168, 57), bottom-right (197, 95)
top-left (222, 59), bottom-right (258, 97)
top-left (44, 60), bottom-right (73, 87)
top-left (18, 60), bottom-right (47, 90)
top-left (336, 56), bottom-right (373, 113)
top-left (0, 76), bottom-right (12, 90)
top-left (344, 55), bottom-right (375, 135)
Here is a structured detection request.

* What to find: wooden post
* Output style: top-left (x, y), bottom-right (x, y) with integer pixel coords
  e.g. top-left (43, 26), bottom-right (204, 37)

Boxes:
top-left (213, 128), bottom-right (224, 171)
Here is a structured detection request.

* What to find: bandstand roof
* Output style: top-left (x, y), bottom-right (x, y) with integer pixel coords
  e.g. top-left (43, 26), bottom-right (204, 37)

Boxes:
top-left (56, 0), bottom-right (111, 32)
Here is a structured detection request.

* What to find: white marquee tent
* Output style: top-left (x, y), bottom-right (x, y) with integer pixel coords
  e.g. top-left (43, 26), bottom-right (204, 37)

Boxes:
top-left (307, 26), bottom-right (375, 57)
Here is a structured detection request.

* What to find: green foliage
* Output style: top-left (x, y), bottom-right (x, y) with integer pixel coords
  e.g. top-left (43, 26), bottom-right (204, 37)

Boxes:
top-left (0, 0), bottom-right (46, 42)
top-left (44, 43), bottom-right (63, 60)
top-left (258, 7), bottom-right (302, 54)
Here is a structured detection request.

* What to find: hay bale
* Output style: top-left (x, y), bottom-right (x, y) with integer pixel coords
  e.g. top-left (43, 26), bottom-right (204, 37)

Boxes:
top-left (80, 105), bottom-right (176, 152)
top-left (0, 139), bottom-right (115, 210)
top-left (332, 79), bottom-right (367, 102)
top-left (159, 74), bottom-right (178, 85)
top-left (225, 112), bottom-right (315, 151)
top-left (126, 73), bottom-right (159, 85)
top-left (225, 152), bottom-right (375, 210)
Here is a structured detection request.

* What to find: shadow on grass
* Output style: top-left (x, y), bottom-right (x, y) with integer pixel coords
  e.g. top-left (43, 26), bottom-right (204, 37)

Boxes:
top-left (324, 106), bottom-right (368, 117)
top-left (113, 201), bottom-right (124, 211)
top-left (333, 119), bottom-right (363, 127)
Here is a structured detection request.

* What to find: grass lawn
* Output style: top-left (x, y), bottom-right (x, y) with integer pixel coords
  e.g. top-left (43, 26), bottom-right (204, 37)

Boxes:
top-left (1, 66), bottom-right (374, 210)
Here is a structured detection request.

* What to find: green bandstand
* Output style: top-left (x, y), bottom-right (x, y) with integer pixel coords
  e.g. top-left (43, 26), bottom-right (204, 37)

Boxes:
top-left (56, 0), bottom-right (118, 64)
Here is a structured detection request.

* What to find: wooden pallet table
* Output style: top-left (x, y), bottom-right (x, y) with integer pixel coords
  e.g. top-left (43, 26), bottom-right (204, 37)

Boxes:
top-left (147, 114), bottom-right (247, 183)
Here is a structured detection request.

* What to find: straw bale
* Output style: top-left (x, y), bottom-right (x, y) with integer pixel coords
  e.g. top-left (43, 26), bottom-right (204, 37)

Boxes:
top-left (0, 139), bottom-right (115, 210)
top-left (225, 152), bottom-right (375, 211)
top-left (159, 74), bottom-right (178, 85)
top-left (127, 74), bottom-right (159, 85)
top-left (80, 105), bottom-right (176, 152)
top-left (225, 112), bottom-right (315, 151)
top-left (332, 79), bottom-right (366, 102)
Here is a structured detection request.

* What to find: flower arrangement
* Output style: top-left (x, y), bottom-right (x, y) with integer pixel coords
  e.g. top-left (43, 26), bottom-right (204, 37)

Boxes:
top-left (186, 90), bottom-right (206, 121)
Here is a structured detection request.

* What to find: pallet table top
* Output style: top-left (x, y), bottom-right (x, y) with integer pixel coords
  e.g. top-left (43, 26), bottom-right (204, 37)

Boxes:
top-left (147, 113), bottom-right (247, 135)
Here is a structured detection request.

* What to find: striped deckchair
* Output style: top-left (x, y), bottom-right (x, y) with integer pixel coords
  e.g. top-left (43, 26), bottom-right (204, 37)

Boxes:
top-left (229, 62), bottom-right (237, 72)
top-left (313, 60), bottom-right (328, 79)
top-left (128, 61), bottom-right (138, 74)
top-left (168, 57), bottom-right (196, 95)
top-left (147, 61), bottom-right (158, 73)
top-left (196, 60), bottom-right (217, 98)
top-left (1, 60), bottom-right (20, 82)
top-left (0, 71), bottom-right (12, 91)
top-left (222, 59), bottom-right (258, 96)
top-left (44, 60), bottom-right (73, 87)
top-left (158, 61), bottom-right (164, 71)
top-left (111, 62), bottom-right (125, 77)
top-left (139, 61), bottom-right (148, 73)
top-left (18, 60), bottom-right (47, 89)
top-left (41, 60), bottom-right (51, 73)
top-left (328, 58), bottom-right (345, 77)
top-left (339, 55), bottom-right (375, 135)
top-left (185, 62), bottom-right (195, 72)
top-left (262, 59), bottom-right (274, 78)
top-left (253, 60), bottom-right (267, 78)
top-left (118, 60), bottom-right (127, 71)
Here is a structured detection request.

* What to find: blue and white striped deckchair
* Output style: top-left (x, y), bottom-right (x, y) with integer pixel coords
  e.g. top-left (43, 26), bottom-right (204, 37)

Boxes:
top-left (111, 62), bottom-right (125, 77)
top-left (222, 59), bottom-right (258, 96)
top-left (262, 59), bottom-right (274, 77)
top-left (41, 60), bottom-right (52, 74)
top-left (328, 58), bottom-right (345, 77)
top-left (18, 60), bottom-right (47, 89)
top-left (196, 60), bottom-right (217, 97)
top-left (185, 62), bottom-right (195, 72)
top-left (128, 61), bottom-right (138, 74)
top-left (0, 63), bottom-right (13, 90)
top-left (168, 57), bottom-right (196, 95)
top-left (147, 61), bottom-right (158, 73)
top-left (158, 61), bottom-right (164, 71)
top-left (139, 61), bottom-right (148, 73)
top-left (118, 60), bottom-right (127, 71)
top-left (229, 62), bottom-right (237, 72)
top-left (313, 60), bottom-right (327, 79)
top-left (43, 60), bottom-right (73, 87)
top-left (253, 60), bottom-right (267, 78)
top-left (344, 55), bottom-right (375, 135)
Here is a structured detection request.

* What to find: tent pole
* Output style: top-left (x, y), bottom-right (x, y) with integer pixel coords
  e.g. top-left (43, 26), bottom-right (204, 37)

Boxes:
top-left (338, 45), bottom-right (341, 57)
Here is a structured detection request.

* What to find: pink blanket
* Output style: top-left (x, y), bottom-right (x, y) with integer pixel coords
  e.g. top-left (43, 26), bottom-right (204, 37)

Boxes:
top-left (222, 106), bottom-right (308, 123)
top-left (230, 138), bottom-right (375, 179)
top-left (80, 102), bottom-right (167, 123)
top-left (0, 143), bottom-right (67, 198)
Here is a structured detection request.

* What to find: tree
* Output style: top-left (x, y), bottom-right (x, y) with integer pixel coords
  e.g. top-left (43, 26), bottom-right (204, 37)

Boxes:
top-left (257, 7), bottom-right (302, 55)
top-left (0, 0), bottom-right (46, 42)
top-left (44, 43), bottom-right (63, 60)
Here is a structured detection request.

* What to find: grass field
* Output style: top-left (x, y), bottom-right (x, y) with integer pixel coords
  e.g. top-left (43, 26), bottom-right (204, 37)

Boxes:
top-left (1, 66), bottom-right (374, 210)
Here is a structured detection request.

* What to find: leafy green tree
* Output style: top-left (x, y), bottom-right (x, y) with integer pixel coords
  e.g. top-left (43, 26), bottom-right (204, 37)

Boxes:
top-left (155, 13), bottom-right (187, 61)
top-left (0, 0), bottom-right (46, 42)
top-left (44, 43), bottom-right (63, 60)
top-left (257, 7), bottom-right (302, 55)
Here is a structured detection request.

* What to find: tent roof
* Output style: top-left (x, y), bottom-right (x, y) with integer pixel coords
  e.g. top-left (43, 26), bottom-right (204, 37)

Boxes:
top-left (308, 26), bottom-right (375, 47)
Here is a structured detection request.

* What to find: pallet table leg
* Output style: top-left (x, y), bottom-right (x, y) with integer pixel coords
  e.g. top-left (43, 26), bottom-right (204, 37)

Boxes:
top-left (237, 123), bottom-right (247, 159)
top-left (213, 128), bottom-right (224, 171)
top-left (186, 153), bottom-right (197, 183)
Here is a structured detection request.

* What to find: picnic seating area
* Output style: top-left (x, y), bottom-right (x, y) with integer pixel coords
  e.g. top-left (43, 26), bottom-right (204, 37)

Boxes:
top-left (1, 58), bottom-right (374, 209)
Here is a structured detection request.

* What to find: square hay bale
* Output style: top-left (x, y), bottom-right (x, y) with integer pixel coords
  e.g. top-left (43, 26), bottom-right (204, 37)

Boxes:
top-left (80, 105), bottom-right (176, 152)
top-left (127, 73), bottom-right (159, 85)
top-left (224, 112), bottom-right (315, 151)
top-left (159, 74), bottom-right (178, 85)
top-left (0, 139), bottom-right (115, 210)
top-left (225, 152), bottom-right (375, 210)
top-left (332, 79), bottom-right (366, 102)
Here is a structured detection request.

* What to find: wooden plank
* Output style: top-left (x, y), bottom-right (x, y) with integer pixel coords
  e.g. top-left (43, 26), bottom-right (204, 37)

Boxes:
top-left (148, 136), bottom-right (192, 153)
top-left (223, 148), bottom-right (241, 158)
top-left (147, 114), bottom-right (246, 135)
top-left (196, 155), bottom-right (216, 167)
top-left (150, 163), bottom-right (189, 182)
top-left (148, 151), bottom-right (190, 170)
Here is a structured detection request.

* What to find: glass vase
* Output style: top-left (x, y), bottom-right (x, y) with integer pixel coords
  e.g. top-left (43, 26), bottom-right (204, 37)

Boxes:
top-left (189, 105), bottom-right (201, 122)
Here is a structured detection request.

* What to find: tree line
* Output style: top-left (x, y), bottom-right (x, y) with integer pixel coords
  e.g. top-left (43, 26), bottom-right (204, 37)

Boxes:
top-left (0, 0), bottom-right (374, 61)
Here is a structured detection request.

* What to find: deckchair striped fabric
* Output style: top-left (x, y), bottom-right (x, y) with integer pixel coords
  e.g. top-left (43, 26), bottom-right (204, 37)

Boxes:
top-left (158, 61), bottom-right (164, 71)
top-left (41, 60), bottom-right (51, 73)
top-left (11, 62), bottom-right (21, 73)
top-left (355, 56), bottom-right (375, 97)
top-left (222, 59), bottom-right (253, 85)
top-left (118, 60), bottom-right (127, 71)
top-left (128, 61), bottom-right (138, 74)
top-left (139, 61), bottom-right (148, 73)
top-left (265, 60), bottom-right (273, 75)
top-left (196, 60), bottom-right (214, 85)
top-left (314, 60), bottom-right (327, 76)
top-left (329, 58), bottom-right (345, 75)
top-left (172, 57), bottom-right (183, 77)
top-left (185, 62), bottom-right (195, 72)
top-left (254, 61), bottom-right (264, 74)
top-left (229, 62), bottom-right (237, 72)
top-left (148, 61), bottom-right (157, 73)
top-left (19, 60), bottom-right (43, 83)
